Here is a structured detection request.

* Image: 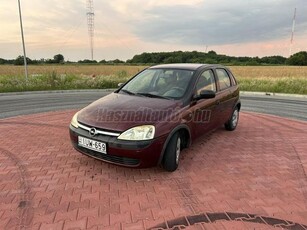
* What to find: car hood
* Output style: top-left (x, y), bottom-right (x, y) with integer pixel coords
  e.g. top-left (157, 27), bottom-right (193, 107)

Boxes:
top-left (77, 93), bottom-right (182, 132)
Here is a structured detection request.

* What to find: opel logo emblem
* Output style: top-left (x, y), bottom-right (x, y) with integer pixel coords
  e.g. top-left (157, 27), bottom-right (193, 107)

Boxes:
top-left (89, 128), bottom-right (97, 137)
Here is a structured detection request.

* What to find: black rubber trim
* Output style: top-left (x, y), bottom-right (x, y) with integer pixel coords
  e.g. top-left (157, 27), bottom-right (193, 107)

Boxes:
top-left (149, 212), bottom-right (307, 230)
top-left (72, 142), bottom-right (140, 167)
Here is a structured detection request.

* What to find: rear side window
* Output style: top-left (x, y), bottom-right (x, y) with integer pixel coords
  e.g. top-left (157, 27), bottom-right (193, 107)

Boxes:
top-left (228, 71), bottom-right (237, 85)
top-left (216, 69), bottom-right (231, 91)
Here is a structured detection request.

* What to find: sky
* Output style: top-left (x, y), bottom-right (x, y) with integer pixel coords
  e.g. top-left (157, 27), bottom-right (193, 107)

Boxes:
top-left (0, 0), bottom-right (306, 61)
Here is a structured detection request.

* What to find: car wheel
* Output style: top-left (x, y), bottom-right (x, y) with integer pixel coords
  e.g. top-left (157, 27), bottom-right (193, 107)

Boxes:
top-left (225, 107), bottom-right (239, 131)
top-left (162, 132), bottom-right (181, 172)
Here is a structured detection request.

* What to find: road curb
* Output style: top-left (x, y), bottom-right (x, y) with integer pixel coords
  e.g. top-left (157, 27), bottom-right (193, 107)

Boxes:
top-left (0, 89), bottom-right (115, 96)
top-left (0, 89), bottom-right (306, 99)
top-left (240, 91), bottom-right (307, 99)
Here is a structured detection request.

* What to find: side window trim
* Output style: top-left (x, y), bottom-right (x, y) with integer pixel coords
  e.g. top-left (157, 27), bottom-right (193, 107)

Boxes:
top-left (226, 69), bottom-right (237, 86)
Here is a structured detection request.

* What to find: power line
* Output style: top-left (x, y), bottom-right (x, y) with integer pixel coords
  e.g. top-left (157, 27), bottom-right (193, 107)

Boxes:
top-left (56, 16), bottom-right (86, 54)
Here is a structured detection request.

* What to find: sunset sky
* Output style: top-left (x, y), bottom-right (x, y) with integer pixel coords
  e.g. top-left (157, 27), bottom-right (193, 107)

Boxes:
top-left (0, 0), bottom-right (306, 61)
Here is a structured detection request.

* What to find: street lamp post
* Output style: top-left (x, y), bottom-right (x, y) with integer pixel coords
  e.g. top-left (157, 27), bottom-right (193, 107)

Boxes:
top-left (17, 0), bottom-right (28, 81)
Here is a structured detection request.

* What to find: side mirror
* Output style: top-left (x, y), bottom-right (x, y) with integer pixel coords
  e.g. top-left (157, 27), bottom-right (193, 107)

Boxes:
top-left (194, 90), bottom-right (216, 100)
top-left (118, 83), bottom-right (124, 87)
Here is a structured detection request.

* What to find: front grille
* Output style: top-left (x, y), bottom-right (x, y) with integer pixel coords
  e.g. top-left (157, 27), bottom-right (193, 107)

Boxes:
top-left (78, 123), bottom-right (120, 137)
top-left (79, 146), bottom-right (140, 166)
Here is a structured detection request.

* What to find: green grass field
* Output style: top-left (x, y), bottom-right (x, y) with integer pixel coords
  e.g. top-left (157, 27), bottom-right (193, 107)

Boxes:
top-left (0, 65), bottom-right (306, 94)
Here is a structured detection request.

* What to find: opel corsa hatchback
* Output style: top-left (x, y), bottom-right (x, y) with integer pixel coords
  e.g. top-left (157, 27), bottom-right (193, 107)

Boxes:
top-left (69, 64), bottom-right (240, 171)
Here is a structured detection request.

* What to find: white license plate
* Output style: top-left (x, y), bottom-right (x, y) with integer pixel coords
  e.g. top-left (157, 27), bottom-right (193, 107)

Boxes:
top-left (78, 136), bottom-right (107, 154)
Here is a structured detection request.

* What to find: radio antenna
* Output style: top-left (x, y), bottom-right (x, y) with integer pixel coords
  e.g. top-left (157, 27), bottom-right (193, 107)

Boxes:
top-left (86, 0), bottom-right (95, 60)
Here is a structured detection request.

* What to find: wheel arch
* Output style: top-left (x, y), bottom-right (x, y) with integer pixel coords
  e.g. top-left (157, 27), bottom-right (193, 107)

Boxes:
top-left (158, 124), bottom-right (191, 165)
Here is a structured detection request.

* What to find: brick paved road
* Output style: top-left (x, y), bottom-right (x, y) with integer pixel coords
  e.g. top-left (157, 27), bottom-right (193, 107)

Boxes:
top-left (0, 111), bottom-right (306, 229)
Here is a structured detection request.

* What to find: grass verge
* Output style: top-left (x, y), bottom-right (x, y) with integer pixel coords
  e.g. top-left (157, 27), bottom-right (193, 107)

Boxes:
top-left (0, 72), bottom-right (130, 93)
top-left (0, 66), bottom-right (307, 94)
top-left (237, 77), bottom-right (307, 94)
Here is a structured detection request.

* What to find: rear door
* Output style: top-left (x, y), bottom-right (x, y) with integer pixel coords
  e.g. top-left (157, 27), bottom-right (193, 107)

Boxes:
top-left (214, 68), bottom-right (237, 125)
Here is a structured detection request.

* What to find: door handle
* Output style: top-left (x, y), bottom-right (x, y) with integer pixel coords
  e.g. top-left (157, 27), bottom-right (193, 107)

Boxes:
top-left (216, 100), bottom-right (221, 105)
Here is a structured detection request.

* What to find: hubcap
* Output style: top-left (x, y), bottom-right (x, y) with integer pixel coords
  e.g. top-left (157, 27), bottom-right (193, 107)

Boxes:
top-left (175, 137), bottom-right (181, 165)
top-left (232, 110), bottom-right (239, 127)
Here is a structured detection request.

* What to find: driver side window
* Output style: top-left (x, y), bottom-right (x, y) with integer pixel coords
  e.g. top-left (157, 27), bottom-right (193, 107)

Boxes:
top-left (195, 70), bottom-right (216, 95)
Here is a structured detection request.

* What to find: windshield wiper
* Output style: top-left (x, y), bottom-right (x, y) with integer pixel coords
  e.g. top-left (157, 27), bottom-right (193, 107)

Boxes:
top-left (136, 93), bottom-right (170, 100)
top-left (121, 89), bottom-right (135, 95)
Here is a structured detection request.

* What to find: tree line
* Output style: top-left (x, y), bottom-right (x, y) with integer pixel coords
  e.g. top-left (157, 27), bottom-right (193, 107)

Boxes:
top-left (126, 50), bottom-right (307, 66)
top-left (0, 54), bottom-right (65, 65)
top-left (1, 51), bottom-right (307, 66)
top-left (0, 54), bottom-right (125, 65)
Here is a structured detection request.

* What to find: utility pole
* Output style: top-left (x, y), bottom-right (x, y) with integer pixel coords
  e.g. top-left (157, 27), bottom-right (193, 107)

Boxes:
top-left (18, 0), bottom-right (28, 81)
top-left (289, 8), bottom-right (296, 57)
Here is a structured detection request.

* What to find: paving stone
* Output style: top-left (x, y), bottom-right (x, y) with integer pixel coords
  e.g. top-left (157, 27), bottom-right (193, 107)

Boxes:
top-left (0, 110), bottom-right (307, 229)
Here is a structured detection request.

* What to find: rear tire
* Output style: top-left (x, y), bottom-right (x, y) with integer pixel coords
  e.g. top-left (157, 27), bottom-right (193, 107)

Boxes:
top-left (162, 133), bottom-right (181, 172)
top-left (225, 107), bottom-right (239, 131)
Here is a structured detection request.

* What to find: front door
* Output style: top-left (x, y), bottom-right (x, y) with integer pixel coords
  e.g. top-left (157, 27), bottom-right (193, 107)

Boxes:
top-left (190, 69), bottom-right (219, 138)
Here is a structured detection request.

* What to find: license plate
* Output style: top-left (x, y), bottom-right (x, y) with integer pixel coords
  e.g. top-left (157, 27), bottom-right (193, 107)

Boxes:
top-left (78, 136), bottom-right (107, 154)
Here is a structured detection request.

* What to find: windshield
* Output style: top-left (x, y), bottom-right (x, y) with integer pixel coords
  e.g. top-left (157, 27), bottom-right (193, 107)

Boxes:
top-left (120, 69), bottom-right (194, 99)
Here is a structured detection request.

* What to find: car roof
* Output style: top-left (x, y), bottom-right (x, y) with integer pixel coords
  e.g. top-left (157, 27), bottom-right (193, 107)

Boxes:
top-left (149, 63), bottom-right (223, 71)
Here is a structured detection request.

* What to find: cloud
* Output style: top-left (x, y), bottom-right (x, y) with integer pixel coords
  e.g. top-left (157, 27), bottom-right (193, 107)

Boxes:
top-left (107, 0), bottom-right (203, 19)
top-left (0, 0), bottom-right (306, 60)
top-left (128, 0), bottom-right (307, 46)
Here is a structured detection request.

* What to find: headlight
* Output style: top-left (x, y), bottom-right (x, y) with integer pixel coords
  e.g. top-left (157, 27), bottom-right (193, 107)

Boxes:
top-left (70, 112), bottom-right (79, 128)
top-left (117, 125), bottom-right (155, 141)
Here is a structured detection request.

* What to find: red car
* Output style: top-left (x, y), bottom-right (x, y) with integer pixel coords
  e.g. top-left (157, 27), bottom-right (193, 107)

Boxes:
top-left (69, 64), bottom-right (240, 171)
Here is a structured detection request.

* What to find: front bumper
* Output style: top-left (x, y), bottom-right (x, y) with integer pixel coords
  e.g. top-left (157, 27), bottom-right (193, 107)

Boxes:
top-left (69, 125), bottom-right (167, 168)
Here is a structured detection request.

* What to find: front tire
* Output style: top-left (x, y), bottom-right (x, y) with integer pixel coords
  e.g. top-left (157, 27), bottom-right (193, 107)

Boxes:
top-left (225, 107), bottom-right (239, 131)
top-left (162, 133), bottom-right (181, 172)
